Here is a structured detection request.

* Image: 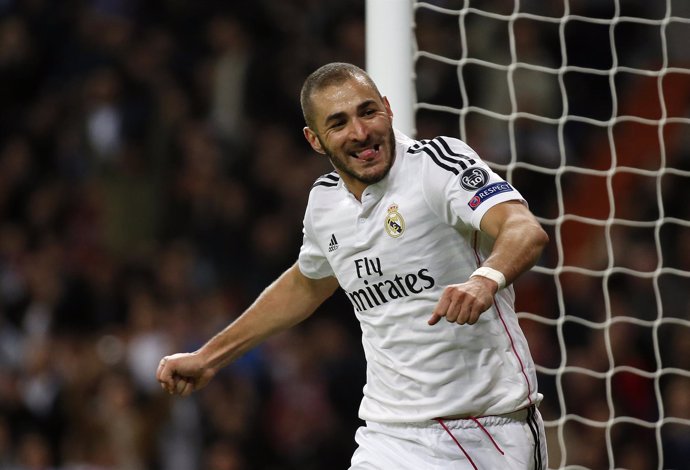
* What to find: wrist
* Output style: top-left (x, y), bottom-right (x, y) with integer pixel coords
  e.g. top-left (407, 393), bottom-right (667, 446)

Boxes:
top-left (470, 266), bottom-right (506, 290)
top-left (194, 346), bottom-right (221, 373)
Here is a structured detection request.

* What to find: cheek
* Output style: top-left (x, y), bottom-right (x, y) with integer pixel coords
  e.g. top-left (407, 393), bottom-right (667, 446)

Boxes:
top-left (323, 136), bottom-right (346, 154)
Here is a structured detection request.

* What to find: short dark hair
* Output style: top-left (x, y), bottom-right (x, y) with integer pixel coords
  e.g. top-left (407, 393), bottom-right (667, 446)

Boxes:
top-left (300, 62), bottom-right (382, 130)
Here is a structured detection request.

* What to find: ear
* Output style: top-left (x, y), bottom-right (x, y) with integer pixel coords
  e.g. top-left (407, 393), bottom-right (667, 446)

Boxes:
top-left (382, 96), bottom-right (394, 119)
top-left (303, 127), bottom-right (326, 154)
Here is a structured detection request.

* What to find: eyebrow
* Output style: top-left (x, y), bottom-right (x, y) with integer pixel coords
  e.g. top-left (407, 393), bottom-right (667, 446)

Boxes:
top-left (323, 99), bottom-right (378, 126)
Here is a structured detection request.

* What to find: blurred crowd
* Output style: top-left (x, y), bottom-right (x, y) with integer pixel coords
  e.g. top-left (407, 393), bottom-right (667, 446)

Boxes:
top-left (0, 0), bottom-right (689, 469)
top-left (1, 1), bottom-right (365, 469)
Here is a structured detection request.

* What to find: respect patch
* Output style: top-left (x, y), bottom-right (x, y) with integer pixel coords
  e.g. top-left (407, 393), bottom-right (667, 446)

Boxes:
top-left (468, 182), bottom-right (514, 210)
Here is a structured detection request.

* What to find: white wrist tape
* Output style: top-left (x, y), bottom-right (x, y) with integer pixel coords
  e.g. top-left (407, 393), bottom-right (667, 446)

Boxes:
top-left (470, 267), bottom-right (506, 290)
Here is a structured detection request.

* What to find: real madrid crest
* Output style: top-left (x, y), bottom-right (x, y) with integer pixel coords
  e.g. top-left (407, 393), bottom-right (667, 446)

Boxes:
top-left (384, 203), bottom-right (405, 238)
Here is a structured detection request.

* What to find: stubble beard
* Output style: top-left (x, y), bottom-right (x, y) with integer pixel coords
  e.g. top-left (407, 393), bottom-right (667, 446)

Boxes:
top-left (321, 127), bottom-right (397, 186)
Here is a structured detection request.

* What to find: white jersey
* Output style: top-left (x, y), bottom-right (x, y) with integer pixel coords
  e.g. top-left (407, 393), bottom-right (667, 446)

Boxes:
top-left (298, 130), bottom-right (541, 423)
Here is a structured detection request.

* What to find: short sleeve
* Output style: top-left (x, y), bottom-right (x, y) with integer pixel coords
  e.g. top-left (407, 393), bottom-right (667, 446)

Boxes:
top-left (297, 201), bottom-right (335, 279)
top-left (417, 137), bottom-right (526, 230)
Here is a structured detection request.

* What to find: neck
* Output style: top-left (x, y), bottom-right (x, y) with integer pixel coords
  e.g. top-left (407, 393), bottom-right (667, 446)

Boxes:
top-left (340, 175), bottom-right (367, 201)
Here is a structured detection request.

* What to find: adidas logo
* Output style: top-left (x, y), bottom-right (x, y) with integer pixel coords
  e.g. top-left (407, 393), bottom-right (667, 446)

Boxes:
top-left (328, 233), bottom-right (339, 252)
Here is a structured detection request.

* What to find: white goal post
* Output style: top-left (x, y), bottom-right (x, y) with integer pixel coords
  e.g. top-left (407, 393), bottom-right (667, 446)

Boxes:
top-left (365, 1), bottom-right (690, 469)
top-left (366, 0), bottom-right (416, 136)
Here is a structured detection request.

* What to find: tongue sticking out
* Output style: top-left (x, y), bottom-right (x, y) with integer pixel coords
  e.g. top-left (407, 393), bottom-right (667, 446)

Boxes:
top-left (356, 146), bottom-right (379, 161)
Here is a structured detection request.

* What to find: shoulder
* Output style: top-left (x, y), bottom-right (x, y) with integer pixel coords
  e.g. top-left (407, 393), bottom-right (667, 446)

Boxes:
top-left (311, 171), bottom-right (340, 190)
top-left (405, 136), bottom-right (479, 176)
top-left (306, 171), bottom-right (341, 215)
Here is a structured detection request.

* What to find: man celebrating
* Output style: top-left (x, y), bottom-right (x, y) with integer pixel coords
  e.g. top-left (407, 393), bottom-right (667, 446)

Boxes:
top-left (158, 62), bottom-right (549, 469)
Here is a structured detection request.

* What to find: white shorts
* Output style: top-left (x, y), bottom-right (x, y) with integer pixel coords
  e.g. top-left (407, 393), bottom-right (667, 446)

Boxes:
top-left (349, 406), bottom-right (547, 470)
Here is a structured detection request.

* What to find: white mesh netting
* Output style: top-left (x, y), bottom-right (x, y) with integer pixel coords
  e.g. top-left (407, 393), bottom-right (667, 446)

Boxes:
top-left (412, 1), bottom-right (690, 468)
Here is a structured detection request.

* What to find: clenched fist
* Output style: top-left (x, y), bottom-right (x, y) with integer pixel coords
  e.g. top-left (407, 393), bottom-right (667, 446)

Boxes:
top-left (156, 352), bottom-right (216, 397)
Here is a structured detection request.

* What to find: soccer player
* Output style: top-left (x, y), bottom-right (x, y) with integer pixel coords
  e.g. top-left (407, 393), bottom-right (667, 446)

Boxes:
top-left (157, 62), bottom-right (549, 469)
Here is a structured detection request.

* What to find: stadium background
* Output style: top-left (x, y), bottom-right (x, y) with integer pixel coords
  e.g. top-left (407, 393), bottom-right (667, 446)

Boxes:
top-left (1, 1), bottom-right (689, 469)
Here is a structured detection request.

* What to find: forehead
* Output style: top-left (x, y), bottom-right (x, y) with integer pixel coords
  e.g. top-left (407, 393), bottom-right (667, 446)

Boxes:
top-left (311, 76), bottom-right (381, 117)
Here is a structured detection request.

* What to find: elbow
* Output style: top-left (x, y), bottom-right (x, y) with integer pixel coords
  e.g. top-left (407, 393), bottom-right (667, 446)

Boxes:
top-left (536, 224), bottom-right (550, 247)
top-left (531, 224), bottom-right (550, 258)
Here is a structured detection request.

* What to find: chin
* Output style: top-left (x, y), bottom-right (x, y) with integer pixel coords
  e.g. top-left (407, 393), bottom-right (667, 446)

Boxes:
top-left (359, 162), bottom-right (392, 184)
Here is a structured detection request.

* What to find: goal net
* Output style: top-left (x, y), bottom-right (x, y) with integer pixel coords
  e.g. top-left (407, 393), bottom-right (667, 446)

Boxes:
top-left (406, 1), bottom-right (690, 469)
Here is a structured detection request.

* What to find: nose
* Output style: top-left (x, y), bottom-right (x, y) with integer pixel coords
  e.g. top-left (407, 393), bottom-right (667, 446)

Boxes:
top-left (348, 117), bottom-right (368, 142)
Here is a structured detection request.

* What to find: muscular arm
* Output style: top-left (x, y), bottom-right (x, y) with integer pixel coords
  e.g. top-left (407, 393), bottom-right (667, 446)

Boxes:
top-left (429, 201), bottom-right (548, 325)
top-left (157, 263), bottom-right (339, 395)
top-left (477, 200), bottom-right (549, 286)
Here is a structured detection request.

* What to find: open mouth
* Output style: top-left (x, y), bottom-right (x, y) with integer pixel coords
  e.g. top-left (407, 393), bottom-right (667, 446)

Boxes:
top-left (352, 143), bottom-right (380, 161)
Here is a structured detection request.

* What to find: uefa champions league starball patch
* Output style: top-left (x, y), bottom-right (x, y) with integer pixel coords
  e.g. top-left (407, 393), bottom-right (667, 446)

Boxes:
top-left (384, 203), bottom-right (405, 238)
